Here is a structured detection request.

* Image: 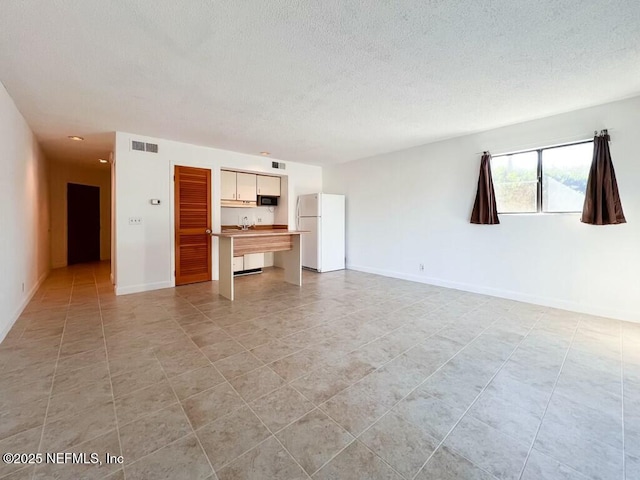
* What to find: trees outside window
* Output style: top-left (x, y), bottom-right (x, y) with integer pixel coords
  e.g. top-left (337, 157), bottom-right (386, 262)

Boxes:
top-left (491, 141), bottom-right (592, 214)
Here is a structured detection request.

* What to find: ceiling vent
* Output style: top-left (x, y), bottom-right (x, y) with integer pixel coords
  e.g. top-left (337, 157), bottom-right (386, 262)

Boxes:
top-left (271, 161), bottom-right (286, 170)
top-left (131, 140), bottom-right (159, 153)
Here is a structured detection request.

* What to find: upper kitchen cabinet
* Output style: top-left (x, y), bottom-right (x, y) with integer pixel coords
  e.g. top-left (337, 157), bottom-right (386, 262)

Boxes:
top-left (257, 175), bottom-right (281, 196)
top-left (221, 170), bottom-right (280, 203)
top-left (221, 170), bottom-right (257, 201)
top-left (221, 170), bottom-right (237, 200)
top-left (236, 172), bottom-right (257, 202)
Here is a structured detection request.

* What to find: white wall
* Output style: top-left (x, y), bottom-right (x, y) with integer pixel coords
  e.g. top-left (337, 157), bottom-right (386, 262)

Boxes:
top-left (324, 96), bottom-right (640, 322)
top-left (114, 132), bottom-right (322, 295)
top-left (221, 206), bottom-right (277, 227)
top-left (49, 161), bottom-right (111, 268)
top-left (0, 82), bottom-right (50, 342)
top-left (111, 155), bottom-right (116, 284)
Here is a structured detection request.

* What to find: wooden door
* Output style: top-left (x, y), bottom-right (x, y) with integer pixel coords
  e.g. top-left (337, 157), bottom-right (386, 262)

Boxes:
top-left (175, 166), bottom-right (212, 285)
top-left (236, 172), bottom-right (257, 201)
top-left (67, 183), bottom-right (101, 265)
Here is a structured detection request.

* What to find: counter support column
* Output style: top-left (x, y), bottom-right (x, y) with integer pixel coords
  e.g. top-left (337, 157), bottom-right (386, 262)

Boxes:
top-left (282, 233), bottom-right (302, 286)
top-left (218, 236), bottom-right (234, 300)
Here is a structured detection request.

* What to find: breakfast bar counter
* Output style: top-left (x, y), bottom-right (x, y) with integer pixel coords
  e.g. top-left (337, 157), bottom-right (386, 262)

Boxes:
top-left (211, 229), bottom-right (306, 300)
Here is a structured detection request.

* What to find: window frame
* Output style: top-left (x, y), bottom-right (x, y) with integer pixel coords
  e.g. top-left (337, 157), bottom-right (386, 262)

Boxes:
top-left (491, 139), bottom-right (593, 215)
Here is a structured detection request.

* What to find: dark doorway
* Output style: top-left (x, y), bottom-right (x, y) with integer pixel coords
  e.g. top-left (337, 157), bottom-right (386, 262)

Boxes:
top-left (67, 183), bottom-right (101, 265)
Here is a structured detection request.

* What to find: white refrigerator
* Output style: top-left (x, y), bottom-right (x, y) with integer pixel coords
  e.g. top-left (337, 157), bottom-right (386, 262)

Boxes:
top-left (296, 193), bottom-right (345, 272)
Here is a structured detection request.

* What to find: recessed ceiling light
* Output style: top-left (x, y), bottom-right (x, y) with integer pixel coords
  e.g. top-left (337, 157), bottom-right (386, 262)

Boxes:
top-left (260, 151), bottom-right (270, 156)
top-left (99, 159), bottom-right (108, 164)
top-left (68, 136), bottom-right (84, 141)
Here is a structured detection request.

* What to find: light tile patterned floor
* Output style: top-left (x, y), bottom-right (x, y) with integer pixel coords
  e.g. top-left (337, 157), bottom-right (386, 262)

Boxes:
top-left (0, 262), bottom-right (639, 480)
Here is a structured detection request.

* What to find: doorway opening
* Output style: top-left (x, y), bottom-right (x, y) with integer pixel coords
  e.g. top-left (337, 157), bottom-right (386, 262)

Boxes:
top-left (67, 183), bottom-right (101, 265)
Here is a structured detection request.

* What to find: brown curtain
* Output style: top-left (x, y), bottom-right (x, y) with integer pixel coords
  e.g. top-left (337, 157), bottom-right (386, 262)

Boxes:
top-left (581, 131), bottom-right (626, 225)
top-left (470, 152), bottom-right (500, 224)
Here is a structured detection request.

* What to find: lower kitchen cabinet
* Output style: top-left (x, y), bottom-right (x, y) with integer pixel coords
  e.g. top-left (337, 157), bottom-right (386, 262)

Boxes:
top-left (243, 253), bottom-right (265, 270)
top-left (233, 253), bottom-right (265, 272)
top-left (233, 256), bottom-right (244, 272)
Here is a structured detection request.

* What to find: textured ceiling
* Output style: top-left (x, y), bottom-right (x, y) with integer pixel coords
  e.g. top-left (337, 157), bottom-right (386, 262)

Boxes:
top-left (1, 1), bottom-right (639, 167)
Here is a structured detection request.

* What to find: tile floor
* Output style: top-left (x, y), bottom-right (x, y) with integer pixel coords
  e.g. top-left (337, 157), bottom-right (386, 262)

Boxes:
top-left (0, 262), bottom-right (638, 480)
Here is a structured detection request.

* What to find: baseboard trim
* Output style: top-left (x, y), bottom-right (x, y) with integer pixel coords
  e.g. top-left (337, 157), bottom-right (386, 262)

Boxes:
top-left (347, 263), bottom-right (639, 323)
top-left (0, 269), bottom-right (50, 343)
top-left (115, 281), bottom-right (174, 296)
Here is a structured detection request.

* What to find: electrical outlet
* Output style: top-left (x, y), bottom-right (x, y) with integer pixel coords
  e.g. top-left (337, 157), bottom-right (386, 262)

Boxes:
top-left (257, 217), bottom-right (262, 223)
top-left (128, 217), bottom-right (143, 225)
top-left (419, 263), bottom-right (425, 272)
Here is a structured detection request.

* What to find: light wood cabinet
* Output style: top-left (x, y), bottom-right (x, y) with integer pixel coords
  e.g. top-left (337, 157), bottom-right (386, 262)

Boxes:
top-left (233, 256), bottom-right (244, 272)
top-left (257, 175), bottom-right (281, 196)
top-left (233, 254), bottom-right (264, 272)
top-left (236, 173), bottom-right (257, 201)
top-left (243, 253), bottom-right (265, 270)
top-left (221, 170), bottom-right (237, 200)
top-left (222, 170), bottom-right (281, 201)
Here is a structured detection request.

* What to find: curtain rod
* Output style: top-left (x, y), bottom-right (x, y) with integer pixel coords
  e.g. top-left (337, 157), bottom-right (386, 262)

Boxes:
top-left (476, 129), bottom-right (610, 156)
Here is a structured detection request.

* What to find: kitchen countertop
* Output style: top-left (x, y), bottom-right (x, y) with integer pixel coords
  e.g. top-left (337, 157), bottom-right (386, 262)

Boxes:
top-left (215, 228), bottom-right (305, 300)
top-left (214, 229), bottom-right (307, 238)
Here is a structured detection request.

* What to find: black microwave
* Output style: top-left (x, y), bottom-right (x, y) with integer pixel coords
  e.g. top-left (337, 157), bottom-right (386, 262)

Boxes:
top-left (258, 195), bottom-right (278, 206)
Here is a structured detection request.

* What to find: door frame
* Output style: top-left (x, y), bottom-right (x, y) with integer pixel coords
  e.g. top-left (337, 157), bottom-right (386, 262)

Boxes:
top-left (170, 162), bottom-right (219, 287)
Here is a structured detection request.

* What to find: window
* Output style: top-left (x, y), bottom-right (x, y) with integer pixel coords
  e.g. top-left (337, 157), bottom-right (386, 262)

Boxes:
top-left (491, 141), bottom-right (593, 214)
top-left (491, 151), bottom-right (538, 213)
